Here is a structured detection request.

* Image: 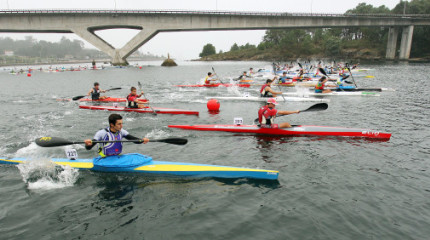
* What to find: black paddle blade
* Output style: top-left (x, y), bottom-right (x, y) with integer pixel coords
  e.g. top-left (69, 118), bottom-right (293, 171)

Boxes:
top-left (72, 95), bottom-right (85, 101)
top-left (35, 137), bottom-right (75, 147)
top-left (107, 87), bottom-right (121, 91)
top-left (152, 138), bottom-right (188, 145)
top-left (319, 68), bottom-right (327, 76)
top-left (298, 63), bottom-right (303, 69)
top-left (301, 103), bottom-right (328, 112)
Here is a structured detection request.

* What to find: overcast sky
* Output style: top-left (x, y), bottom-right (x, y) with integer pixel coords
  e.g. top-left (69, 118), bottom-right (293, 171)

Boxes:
top-left (0, 0), bottom-right (401, 59)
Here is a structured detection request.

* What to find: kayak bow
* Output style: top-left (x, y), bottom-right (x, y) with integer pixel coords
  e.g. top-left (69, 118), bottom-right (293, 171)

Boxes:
top-left (0, 153), bottom-right (278, 180)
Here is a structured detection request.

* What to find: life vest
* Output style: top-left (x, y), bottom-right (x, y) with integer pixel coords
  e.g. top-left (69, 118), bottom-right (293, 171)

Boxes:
top-left (91, 87), bottom-right (101, 100)
top-left (98, 128), bottom-right (124, 157)
top-left (204, 76), bottom-right (213, 84)
top-left (126, 93), bottom-right (138, 108)
top-left (258, 105), bottom-right (278, 125)
top-left (260, 84), bottom-right (272, 97)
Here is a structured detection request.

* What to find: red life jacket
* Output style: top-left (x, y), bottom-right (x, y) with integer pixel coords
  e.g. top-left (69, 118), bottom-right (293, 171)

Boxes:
top-left (127, 93), bottom-right (138, 102)
top-left (258, 105), bottom-right (278, 124)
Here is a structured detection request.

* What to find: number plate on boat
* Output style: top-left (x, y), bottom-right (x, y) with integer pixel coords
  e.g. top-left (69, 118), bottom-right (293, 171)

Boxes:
top-left (234, 117), bottom-right (243, 125)
top-left (65, 149), bottom-right (78, 160)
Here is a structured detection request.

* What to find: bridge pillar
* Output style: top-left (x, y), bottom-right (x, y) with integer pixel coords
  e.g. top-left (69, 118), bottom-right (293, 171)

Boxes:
top-left (118, 28), bottom-right (158, 60)
top-left (399, 25), bottom-right (414, 60)
top-left (386, 27), bottom-right (398, 59)
top-left (71, 27), bottom-right (116, 61)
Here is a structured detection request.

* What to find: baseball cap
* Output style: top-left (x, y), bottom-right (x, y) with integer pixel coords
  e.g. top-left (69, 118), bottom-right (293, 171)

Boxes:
top-left (267, 98), bottom-right (279, 105)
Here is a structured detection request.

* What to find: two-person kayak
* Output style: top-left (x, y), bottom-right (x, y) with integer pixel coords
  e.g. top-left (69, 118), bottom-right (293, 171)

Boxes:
top-left (168, 124), bottom-right (391, 140)
top-left (175, 83), bottom-right (250, 88)
top-left (0, 153), bottom-right (278, 180)
top-left (79, 105), bottom-right (199, 115)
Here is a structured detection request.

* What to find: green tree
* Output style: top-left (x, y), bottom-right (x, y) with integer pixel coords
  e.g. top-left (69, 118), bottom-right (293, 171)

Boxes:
top-left (199, 43), bottom-right (216, 57)
top-left (230, 43), bottom-right (239, 51)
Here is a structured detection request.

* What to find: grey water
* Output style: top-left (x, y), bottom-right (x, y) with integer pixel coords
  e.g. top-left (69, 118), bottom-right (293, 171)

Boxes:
top-left (0, 60), bottom-right (429, 239)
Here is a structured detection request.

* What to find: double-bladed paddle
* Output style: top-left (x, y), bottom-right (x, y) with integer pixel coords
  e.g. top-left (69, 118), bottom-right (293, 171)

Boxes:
top-left (72, 87), bottom-right (122, 101)
top-left (35, 136), bottom-right (188, 147)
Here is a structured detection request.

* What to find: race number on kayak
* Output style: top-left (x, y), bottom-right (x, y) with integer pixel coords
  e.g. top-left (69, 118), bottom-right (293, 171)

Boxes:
top-left (65, 149), bottom-right (78, 160)
top-left (234, 117), bottom-right (243, 125)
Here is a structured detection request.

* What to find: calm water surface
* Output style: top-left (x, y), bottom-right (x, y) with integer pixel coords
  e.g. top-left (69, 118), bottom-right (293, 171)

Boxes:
top-left (0, 61), bottom-right (429, 239)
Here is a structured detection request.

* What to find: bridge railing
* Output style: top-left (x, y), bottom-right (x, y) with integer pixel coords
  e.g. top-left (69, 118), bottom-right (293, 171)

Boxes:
top-left (0, 9), bottom-right (430, 19)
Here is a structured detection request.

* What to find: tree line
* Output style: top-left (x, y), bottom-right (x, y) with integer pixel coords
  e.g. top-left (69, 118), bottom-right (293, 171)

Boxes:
top-left (199, 0), bottom-right (430, 60)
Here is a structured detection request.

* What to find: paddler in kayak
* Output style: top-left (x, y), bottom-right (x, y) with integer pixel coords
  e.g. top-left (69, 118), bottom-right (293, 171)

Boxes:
top-left (87, 82), bottom-right (108, 100)
top-left (84, 114), bottom-right (149, 157)
top-left (204, 72), bottom-right (218, 85)
top-left (315, 76), bottom-right (332, 93)
top-left (278, 72), bottom-right (293, 84)
top-left (260, 78), bottom-right (282, 97)
top-left (258, 98), bottom-right (300, 128)
top-left (126, 87), bottom-right (148, 108)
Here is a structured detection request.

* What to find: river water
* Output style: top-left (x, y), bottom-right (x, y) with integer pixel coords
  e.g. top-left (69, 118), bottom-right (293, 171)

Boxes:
top-left (0, 61), bottom-right (429, 239)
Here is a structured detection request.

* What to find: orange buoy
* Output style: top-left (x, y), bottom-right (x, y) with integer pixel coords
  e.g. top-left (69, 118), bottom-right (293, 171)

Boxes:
top-left (207, 99), bottom-right (220, 111)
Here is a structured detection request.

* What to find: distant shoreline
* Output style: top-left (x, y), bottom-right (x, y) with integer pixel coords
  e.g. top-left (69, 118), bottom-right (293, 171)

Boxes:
top-left (0, 57), bottom-right (165, 68)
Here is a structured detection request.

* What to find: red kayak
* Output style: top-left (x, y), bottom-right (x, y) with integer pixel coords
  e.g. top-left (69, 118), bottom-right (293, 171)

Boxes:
top-left (168, 124), bottom-right (391, 140)
top-left (175, 83), bottom-right (250, 88)
top-left (57, 97), bottom-right (149, 103)
top-left (80, 105), bottom-right (199, 115)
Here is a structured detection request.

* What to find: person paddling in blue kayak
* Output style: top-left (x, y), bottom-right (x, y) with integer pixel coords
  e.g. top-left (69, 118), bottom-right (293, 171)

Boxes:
top-left (258, 98), bottom-right (300, 128)
top-left (84, 114), bottom-right (149, 157)
top-left (87, 82), bottom-right (108, 100)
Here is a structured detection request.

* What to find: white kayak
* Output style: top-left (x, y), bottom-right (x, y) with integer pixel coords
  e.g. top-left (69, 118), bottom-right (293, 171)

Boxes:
top-left (205, 96), bottom-right (330, 102)
top-left (283, 91), bottom-right (380, 97)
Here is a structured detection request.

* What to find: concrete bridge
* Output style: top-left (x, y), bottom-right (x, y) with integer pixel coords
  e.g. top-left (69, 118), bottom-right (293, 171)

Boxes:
top-left (1, 10), bottom-right (429, 65)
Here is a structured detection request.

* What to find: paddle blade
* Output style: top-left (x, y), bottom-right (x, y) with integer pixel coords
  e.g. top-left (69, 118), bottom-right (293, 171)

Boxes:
top-left (72, 95), bottom-right (85, 101)
top-left (319, 68), bottom-right (327, 76)
top-left (301, 103), bottom-right (328, 112)
top-left (107, 87), bottom-right (121, 91)
top-left (35, 137), bottom-right (75, 147)
top-left (152, 138), bottom-right (188, 145)
top-left (298, 63), bottom-right (303, 69)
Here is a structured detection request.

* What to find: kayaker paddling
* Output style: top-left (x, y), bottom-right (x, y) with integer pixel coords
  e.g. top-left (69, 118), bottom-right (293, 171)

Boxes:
top-left (258, 98), bottom-right (300, 128)
top-left (126, 86), bottom-right (148, 108)
top-left (204, 72), bottom-right (217, 85)
top-left (84, 114), bottom-right (149, 157)
top-left (87, 82), bottom-right (108, 100)
top-left (278, 72), bottom-right (293, 84)
top-left (315, 76), bottom-right (333, 93)
top-left (260, 79), bottom-right (282, 97)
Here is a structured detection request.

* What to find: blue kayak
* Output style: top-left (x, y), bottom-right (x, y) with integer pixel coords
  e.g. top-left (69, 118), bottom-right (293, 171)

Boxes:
top-left (0, 153), bottom-right (278, 180)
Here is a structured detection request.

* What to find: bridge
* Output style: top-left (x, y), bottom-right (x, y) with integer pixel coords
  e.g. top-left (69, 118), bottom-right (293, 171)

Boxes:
top-left (1, 10), bottom-right (429, 65)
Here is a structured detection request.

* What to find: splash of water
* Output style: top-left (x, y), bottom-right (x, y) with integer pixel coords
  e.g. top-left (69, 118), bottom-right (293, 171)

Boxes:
top-left (16, 159), bottom-right (79, 190)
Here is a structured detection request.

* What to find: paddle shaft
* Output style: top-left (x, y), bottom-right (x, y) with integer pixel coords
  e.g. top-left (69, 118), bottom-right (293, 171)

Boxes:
top-left (211, 67), bottom-right (225, 84)
top-left (35, 137), bottom-right (187, 147)
top-left (72, 87), bottom-right (121, 101)
top-left (138, 81), bottom-right (157, 115)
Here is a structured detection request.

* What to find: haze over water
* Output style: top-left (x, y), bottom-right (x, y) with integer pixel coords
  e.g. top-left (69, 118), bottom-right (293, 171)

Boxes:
top-left (0, 60), bottom-right (429, 239)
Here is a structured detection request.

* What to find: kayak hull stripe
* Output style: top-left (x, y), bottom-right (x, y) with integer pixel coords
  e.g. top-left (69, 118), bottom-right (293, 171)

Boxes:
top-left (0, 157), bottom-right (278, 180)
